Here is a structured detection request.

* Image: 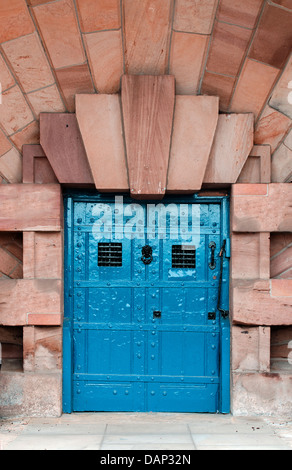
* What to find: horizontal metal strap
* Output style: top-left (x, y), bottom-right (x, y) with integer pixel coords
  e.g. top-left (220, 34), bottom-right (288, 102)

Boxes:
top-left (73, 374), bottom-right (220, 384)
top-left (73, 322), bottom-right (220, 333)
top-left (73, 227), bottom-right (220, 235)
top-left (73, 280), bottom-right (219, 288)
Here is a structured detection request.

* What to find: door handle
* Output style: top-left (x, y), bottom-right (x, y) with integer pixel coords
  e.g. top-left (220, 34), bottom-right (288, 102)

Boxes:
top-left (209, 242), bottom-right (216, 270)
top-left (141, 245), bottom-right (153, 265)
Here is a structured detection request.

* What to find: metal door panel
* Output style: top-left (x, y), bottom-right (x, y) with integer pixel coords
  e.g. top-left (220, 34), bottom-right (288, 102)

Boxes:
top-left (87, 330), bottom-right (133, 374)
top-left (159, 331), bottom-right (206, 376)
top-left (64, 194), bottom-right (230, 413)
top-left (147, 383), bottom-right (219, 413)
top-left (73, 381), bottom-right (143, 412)
top-left (87, 288), bottom-right (132, 323)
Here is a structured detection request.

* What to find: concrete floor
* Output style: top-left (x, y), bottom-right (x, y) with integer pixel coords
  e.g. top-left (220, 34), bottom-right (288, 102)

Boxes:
top-left (1, 413), bottom-right (292, 451)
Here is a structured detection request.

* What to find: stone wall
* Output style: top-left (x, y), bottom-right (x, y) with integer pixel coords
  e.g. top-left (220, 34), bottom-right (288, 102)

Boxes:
top-left (0, 82), bottom-right (291, 416)
top-left (0, 1), bottom-right (291, 186)
top-left (230, 184), bottom-right (292, 415)
top-left (0, 185), bottom-right (63, 416)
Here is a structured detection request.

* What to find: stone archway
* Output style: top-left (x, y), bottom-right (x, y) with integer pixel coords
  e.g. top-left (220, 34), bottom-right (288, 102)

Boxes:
top-left (0, 75), bottom-right (292, 417)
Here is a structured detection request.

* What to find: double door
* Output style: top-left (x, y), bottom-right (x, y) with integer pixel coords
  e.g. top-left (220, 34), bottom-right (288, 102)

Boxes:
top-left (63, 194), bottom-right (230, 413)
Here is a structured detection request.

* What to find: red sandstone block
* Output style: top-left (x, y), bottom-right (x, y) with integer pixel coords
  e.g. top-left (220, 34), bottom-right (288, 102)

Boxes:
top-left (271, 245), bottom-right (292, 279)
top-left (276, 268), bottom-right (292, 279)
top-left (169, 31), bottom-right (209, 95)
top-left (270, 233), bottom-right (292, 258)
top-left (201, 72), bottom-right (236, 112)
top-left (271, 279), bottom-right (292, 297)
top-left (0, 279), bottom-right (62, 326)
top-left (27, 314), bottom-right (62, 326)
top-left (203, 113), bottom-right (254, 184)
top-left (232, 279), bottom-right (292, 326)
top-left (84, 30), bottom-right (123, 94)
top-left (0, 246), bottom-right (19, 276)
top-left (232, 326), bottom-right (270, 373)
top-left (23, 326), bottom-right (62, 372)
top-left (23, 232), bottom-right (62, 279)
top-left (230, 59), bottom-right (279, 119)
top-left (76, 0), bottom-right (121, 32)
top-left (0, 86), bottom-right (34, 136)
top-left (0, 54), bottom-right (15, 93)
top-left (40, 114), bottom-right (94, 185)
top-left (22, 144), bottom-right (58, 184)
top-left (232, 184), bottom-right (268, 196)
top-left (232, 183), bottom-right (292, 232)
top-left (167, 96), bottom-right (219, 191)
top-left (9, 263), bottom-right (23, 279)
top-left (0, 147), bottom-right (22, 184)
top-left (55, 63), bottom-right (94, 112)
top-left (249, 2), bottom-right (292, 69)
top-left (0, 184), bottom-right (62, 232)
top-left (254, 106), bottom-right (291, 153)
top-left (122, 75), bottom-right (175, 198)
top-left (76, 94), bottom-right (128, 191)
top-left (206, 20), bottom-right (252, 77)
top-left (237, 145), bottom-right (271, 184)
top-left (27, 84), bottom-right (65, 119)
top-left (217, 0), bottom-right (264, 29)
top-left (22, 326), bottom-right (34, 371)
top-left (231, 232), bottom-right (270, 280)
top-left (2, 32), bottom-right (54, 94)
top-left (10, 121), bottom-right (40, 153)
top-left (0, 233), bottom-right (22, 261)
top-left (0, 0), bottom-right (35, 43)
top-left (123, 0), bottom-right (172, 75)
top-left (0, 129), bottom-right (12, 157)
top-left (32, 0), bottom-right (85, 69)
top-left (232, 373), bottom-right (292, 416)
top-left (174, 0), bottom-right (217, 34)
top-left (269, 56), bottom-right (292, 120)
top-left (22, 232), bottom-right (34, 279)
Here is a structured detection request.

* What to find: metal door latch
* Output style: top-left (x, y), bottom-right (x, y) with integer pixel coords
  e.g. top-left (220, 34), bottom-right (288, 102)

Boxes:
top-left (220, 309), bottom-right (229, 319)
top-left (153, 310), bottom-right (161, 319)
top-left (208, 312), bottom-right (216, 320)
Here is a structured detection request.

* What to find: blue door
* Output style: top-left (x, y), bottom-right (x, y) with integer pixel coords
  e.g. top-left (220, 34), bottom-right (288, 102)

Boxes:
top-left (63, 193), bottom-right (230, 413)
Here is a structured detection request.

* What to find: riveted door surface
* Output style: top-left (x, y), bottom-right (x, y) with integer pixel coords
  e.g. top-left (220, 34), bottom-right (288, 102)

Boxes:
top-left (63, 194), bottom-right (230, 413)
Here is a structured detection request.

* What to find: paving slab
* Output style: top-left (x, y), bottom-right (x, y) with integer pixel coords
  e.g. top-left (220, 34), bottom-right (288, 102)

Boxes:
top-left (191, 432), bottom-right (290, 450)
top-left (0, 413), bottom-right (291, 451)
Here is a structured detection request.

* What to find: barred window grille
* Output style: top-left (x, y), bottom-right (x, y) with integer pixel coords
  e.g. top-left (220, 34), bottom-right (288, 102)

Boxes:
top-left (172, 245), bottom-right (196, 269)
top-left (98, 243), bottom-right (122, 267)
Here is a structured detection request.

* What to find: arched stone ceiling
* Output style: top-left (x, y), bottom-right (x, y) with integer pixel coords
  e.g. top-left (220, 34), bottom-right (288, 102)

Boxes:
top-left (0, 0), bottom-right (291, 184)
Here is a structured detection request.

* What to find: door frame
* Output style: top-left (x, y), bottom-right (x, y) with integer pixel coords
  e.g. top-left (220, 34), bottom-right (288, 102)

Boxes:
top-left (62, 190), bottom-right (230, 414)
